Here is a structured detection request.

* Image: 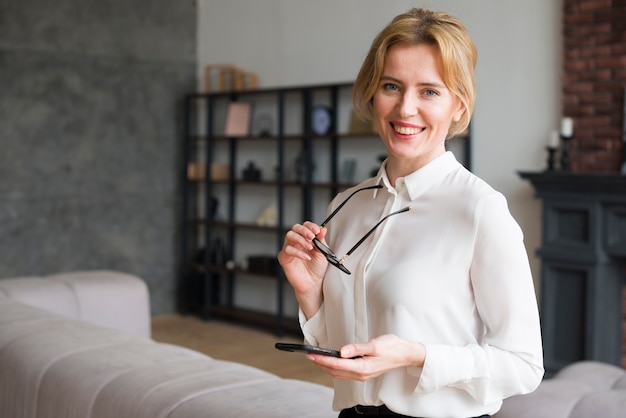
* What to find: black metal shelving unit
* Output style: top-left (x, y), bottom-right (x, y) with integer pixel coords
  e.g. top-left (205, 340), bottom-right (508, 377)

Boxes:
top-left (178, 82), bottom-right (360, 335)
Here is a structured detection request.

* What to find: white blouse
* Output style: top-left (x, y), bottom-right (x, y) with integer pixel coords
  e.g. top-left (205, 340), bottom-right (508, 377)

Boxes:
top-left (300, 152), bottom-right (544, 417)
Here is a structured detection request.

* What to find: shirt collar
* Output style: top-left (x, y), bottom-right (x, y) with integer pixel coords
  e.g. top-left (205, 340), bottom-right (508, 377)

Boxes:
top-left (373, 151), bottom-right (460, 200)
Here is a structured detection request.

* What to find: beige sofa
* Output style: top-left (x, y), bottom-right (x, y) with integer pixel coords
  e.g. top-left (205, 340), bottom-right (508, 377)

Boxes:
top-left (0, 270), bottom-right (334, 418)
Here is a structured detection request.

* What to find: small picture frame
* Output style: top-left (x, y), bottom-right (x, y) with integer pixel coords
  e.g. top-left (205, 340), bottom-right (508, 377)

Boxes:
top-left (225, 102), bottom-right (252, 137)
top-left (340, 159), bottom-right (357, 184)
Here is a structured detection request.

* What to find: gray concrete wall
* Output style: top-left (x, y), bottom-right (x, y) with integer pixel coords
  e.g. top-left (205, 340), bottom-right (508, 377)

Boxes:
top-left (0, 0), bottom-right (196, 315)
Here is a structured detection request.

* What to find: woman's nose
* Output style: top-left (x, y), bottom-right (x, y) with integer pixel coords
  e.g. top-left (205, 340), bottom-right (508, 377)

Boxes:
top-left (397, 93), bottom-right (419, 117)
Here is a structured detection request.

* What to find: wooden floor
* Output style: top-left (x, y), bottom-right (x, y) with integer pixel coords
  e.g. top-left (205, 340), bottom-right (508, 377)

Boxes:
top-left (151, 314), bottom-right (333, 387)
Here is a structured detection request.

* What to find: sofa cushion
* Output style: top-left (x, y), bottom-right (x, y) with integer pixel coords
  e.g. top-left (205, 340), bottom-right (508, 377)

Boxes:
top-left (615, 374), bottom-right (626, 389)
top-left (165, 378), bottom-right (338, 418)
top-left (570, 389), bottom-right (626, 418)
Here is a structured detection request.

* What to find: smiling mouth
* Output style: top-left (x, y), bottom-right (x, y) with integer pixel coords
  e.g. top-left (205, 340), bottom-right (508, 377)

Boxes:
top-left (392, 124), bottom-right (425, 135)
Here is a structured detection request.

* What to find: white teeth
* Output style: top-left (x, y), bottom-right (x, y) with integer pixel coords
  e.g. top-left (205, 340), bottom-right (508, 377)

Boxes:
top-left (394, 125), bottom-right (422, 135)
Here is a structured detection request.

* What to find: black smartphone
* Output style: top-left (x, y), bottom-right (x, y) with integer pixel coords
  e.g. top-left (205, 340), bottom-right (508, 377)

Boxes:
top-left (275, 342), bottom-right (341, 357)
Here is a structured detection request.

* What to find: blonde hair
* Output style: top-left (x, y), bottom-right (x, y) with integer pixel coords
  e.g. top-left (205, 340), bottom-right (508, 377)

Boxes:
top-left (353, 8), bottom-right (477, 138)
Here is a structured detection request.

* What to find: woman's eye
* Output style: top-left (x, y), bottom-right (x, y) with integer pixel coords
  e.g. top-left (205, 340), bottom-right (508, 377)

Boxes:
top-left (383, 83), bottom-right (399, 91)
top-left (424, 89), bottom-right (439, 97)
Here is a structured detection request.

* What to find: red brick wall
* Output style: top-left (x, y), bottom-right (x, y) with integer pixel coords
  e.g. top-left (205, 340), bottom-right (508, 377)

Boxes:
top-left (562, 0), bottom-right (626, 172)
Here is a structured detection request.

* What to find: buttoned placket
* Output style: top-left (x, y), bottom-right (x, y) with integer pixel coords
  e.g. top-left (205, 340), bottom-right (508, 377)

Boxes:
top-left (350, 179), bottom-right (406, 405)
top-left (361, 177), bottom-right (408, 279)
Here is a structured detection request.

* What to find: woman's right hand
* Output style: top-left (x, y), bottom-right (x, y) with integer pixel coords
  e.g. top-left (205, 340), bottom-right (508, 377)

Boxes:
top-left (277, 221), bottom-right (329, 318)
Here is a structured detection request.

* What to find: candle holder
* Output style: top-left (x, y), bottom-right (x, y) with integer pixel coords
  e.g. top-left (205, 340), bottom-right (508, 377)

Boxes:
top-left (560, 135), bottom-right (573, 171)
top-left (621, 134), bottom-right (626, 174)
top-left (545, 146), bottom-right (558, 171)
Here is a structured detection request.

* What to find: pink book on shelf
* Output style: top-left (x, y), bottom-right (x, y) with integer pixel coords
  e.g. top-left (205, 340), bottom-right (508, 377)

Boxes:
top-left (224, 102), bottom-right (252, 137)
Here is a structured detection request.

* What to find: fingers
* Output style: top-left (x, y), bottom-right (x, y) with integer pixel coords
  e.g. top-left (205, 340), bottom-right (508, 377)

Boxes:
top-left (278, 222), bottom-right (329, 301)
top-left (305, 335), bottom-right (425, 382)
top-left (289, 223), bottom-right (317, 248)
top-left (340, 344), bottom-right (362, 359)
top-left (306, 354), bottom-right (370, 381)
top-left (279, 223), bottom-right (321, 258)
top-left (301, 221), bottom-right (323, 240)
top-left (338, 340), bottom-right (377, 360)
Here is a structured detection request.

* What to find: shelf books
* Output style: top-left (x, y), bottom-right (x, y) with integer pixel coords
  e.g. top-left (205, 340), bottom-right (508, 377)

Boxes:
top-left (224, 102), bottom-right (252, 137)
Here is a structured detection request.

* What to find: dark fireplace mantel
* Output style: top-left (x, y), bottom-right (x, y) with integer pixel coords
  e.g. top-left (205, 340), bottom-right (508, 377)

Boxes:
top-left (519, 171), bottom-right (626, 375)
top-left (519, 171), bottom-right (626, 195)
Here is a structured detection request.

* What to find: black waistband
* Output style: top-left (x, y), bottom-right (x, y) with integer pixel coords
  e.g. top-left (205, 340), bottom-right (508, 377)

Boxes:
top-left (341, 404), bottom-right (490, 417)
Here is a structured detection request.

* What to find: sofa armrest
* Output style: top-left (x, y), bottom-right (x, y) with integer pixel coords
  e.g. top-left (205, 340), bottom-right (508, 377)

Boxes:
top-left (0, 270), bottom-right (151, 338)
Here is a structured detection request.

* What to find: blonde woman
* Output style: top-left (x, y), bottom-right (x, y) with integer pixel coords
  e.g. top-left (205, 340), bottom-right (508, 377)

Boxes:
top-left (278, 8), bottom-right (543, 418)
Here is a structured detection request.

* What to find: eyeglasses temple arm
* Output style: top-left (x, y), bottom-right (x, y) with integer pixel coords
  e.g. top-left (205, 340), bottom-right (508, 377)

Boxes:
top-left (319, 184), bottom-right (383, 227)
top-left (342, 206), bottom-right (412, 258)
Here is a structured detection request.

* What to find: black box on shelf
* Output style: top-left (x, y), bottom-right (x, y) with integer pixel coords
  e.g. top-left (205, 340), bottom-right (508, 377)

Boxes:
top-left (247, 255), bottom-right (279, 276)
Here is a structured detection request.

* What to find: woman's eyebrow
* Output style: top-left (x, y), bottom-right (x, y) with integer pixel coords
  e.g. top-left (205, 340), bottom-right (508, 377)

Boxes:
top-left (380, 75), bottom-right (446, 89)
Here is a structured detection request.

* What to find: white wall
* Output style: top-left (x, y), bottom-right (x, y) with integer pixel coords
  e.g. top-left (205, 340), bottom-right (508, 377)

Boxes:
top-left (197, 0), bottom-right (562, 298)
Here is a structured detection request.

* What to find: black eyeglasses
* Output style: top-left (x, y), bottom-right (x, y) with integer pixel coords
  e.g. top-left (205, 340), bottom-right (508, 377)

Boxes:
top-left (312, 184), bottom-right (411, 274)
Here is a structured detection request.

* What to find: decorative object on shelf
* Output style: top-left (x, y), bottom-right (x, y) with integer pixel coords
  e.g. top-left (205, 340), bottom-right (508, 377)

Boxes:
top-left (622, 87), bottom-right (626, 175)
top-left (256, 204), bottom-right (277, 227)
top-left (294, 146), bottom-right (316, 183)
top-left (210, 237), bottom-right (228, 267)
top-left (187, 162), bottom-right (230, 181)
top-left (187, 162), bottom-right (204, 181)
top-left (203, 65), bottom-right (258, 93)
top-left (311, 105), bottom-right (333, 136)
top-left (560, 117), bottom-right (574, 171)
top-left (370, 154), bottom-right (387, 177)
top-left (211, 163), bottom-right (230, 181)
top-left (192, 234), bottom-right (229, 268)
top-left (225, 102), bottom-right (252, 137)
top-left (255, 114), bottom-right (273, 137)
top-left (191, 239), bottom-right (226, 305)
top-left (209, 195), bottom-right (219, 220)
top-left (340, 159), bottom-right (357, 183)
top-left (242, 161), bottom-right (262, 181)
top-left (545, 147), bottom-right (558, 172)
top-left (545, 130), bottom-right (559, 171)
top-left (246, 255), bottom-right (280, 276)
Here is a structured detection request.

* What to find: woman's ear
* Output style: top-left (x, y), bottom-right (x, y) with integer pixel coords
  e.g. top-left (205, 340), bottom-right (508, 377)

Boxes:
top-left (452, 102), bottom-right (466, 123)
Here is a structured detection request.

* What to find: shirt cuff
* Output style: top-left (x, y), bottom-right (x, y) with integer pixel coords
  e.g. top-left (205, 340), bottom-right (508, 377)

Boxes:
top-left (299, 302), bottom-right (327, 346)
top-left (414, 343), bottom-right (480, 394)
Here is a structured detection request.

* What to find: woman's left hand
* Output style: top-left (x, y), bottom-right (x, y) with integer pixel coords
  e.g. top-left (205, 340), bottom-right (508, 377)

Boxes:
top-left (306, 334), bottom-right (426, 381)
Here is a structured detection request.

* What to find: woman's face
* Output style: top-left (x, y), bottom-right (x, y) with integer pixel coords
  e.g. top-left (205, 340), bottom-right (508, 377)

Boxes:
top-left (372, 43), bottom-right (465, 177)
